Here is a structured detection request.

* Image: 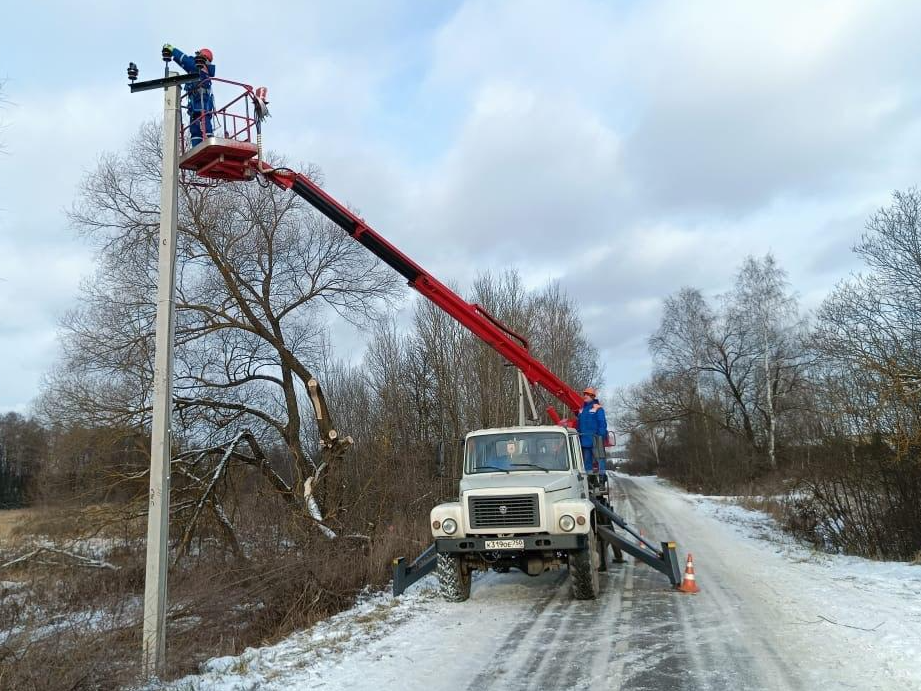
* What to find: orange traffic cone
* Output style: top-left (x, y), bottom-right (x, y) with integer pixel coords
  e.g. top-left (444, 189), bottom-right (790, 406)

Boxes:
top-left (678, 553), bottom-right (700, 593)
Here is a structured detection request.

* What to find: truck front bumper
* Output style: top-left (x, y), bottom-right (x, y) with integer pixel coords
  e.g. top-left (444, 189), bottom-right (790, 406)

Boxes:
top-left (436, 534), bottom-right (587, 554)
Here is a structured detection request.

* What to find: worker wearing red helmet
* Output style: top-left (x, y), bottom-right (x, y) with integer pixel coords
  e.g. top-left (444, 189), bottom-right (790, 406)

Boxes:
top-left (577, 386), bottom-right (608, 475)
top-left (162, 44), bottom-right (216, 147)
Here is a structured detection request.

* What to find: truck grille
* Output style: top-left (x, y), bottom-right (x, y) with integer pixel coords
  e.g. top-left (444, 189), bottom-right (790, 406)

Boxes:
top-left (468, 494), bottom-right (540, 529)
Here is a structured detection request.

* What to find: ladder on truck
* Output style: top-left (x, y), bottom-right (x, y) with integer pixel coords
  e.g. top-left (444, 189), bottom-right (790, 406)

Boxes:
top-left (128, 71), bottom-right (682, 594)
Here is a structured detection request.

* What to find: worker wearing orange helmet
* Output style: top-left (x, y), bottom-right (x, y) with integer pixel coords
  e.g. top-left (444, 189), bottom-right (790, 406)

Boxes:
top-left (162, 44), bottom-right (216, 147)
top-left (577, 386), bottom-right (608, 474)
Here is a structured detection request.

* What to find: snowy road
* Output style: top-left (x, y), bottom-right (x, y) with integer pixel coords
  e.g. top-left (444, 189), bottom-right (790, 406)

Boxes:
top-left (173, 475), bottom-right (921, 691)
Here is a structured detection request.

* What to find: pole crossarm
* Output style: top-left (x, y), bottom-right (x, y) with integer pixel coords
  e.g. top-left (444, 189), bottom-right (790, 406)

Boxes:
top-left (129, 73), bottom-right (200, 93)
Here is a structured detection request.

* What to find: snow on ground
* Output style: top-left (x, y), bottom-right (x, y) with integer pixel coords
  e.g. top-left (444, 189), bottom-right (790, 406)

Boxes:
top-left (691, 489), bottom-right (921, 602)
top-left (628, 475), bottom-right (921, 690)
top-left (0, 600), bottom-right (139, 647)
top-left (158, 577), bottom-right (446, 690)
top-left (1, 534), bottom-right (136, 563)
top-left (161, 475), bottom-right (921, 691)
top-left (160, 568), bottom-right (592, 691)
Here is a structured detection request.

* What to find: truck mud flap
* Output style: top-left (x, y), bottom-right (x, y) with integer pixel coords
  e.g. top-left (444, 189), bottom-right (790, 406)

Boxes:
top-left (392, 542), bottom-right (438, 596)
top-left (592, 499), bottom-right (681, 587)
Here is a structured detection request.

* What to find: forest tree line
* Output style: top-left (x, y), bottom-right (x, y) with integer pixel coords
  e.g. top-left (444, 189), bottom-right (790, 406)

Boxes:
top-left (619, 189), bottom-right (921, 560)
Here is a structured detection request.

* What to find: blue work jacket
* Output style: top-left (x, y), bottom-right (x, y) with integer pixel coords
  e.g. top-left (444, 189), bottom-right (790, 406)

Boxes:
top-left (577, 399), bottom-right (608, 448)
top-left (170, 48), bottom-right (215, 113)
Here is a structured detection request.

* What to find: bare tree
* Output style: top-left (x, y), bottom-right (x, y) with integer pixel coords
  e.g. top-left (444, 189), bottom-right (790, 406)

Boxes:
top-left (361, 270), bottom-right (603, 455)
top-left (631, 255), bottom-right (808, 486)
top-left (617, 380), bottom-right (677, 470)
top-left (40, 122), bottom-right (402, 538)
top-left (530, 281), bottom-right (604, 395)
top-left (727, 254), bottom-right (805, 469)
top-left (0, 413), bottom-right (44, 507)
top-left (815, 189), bottom-right (921, 450)
top-left (649, 287), bottom-right (717, 473)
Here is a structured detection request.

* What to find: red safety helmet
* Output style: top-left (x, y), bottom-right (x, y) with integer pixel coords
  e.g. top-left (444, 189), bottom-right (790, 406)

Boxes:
top-left (198, 48), bottom-right (214, 62)
top-left (582, 387), bottom-right (597, 397)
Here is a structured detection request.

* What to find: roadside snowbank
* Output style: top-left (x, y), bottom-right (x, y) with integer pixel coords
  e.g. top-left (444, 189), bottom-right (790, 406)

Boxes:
top-left (692, 490), bottom-right (921, 601)
top-left (159, 580), bottom-right (441, 691)
top-left (160, 567), bottom-right (573, 691)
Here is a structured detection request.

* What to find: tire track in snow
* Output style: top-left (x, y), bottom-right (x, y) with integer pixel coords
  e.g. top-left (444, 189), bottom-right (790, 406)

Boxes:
top-left (603, 558), bottom-right (635, 689)
top-left (464, 570), bottom-right (568, 690)
top-left (615, 482), bottom-right (703, 690)
top-left (621, 475), bottom-right (803, 690)
top-left (608, 482), bottom-right (670, 690)
top-left (525, 479), bottom-right (639, 690)
top-left (534, 565), bottom-right (627, 689)
top-left (587, 560), bottom-right (628, 688)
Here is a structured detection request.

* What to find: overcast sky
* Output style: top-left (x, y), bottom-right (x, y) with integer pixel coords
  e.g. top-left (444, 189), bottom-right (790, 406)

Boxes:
top-left (2, 0), bottom-right (920, 414)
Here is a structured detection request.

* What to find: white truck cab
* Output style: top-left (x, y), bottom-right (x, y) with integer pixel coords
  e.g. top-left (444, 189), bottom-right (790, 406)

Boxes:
top-left (430, 425), bottom-right (601, 601)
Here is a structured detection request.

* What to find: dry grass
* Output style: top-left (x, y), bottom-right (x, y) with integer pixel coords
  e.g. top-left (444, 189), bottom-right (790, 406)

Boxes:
top-left (0, 508), bottom-right (37, 543)
top-left (0, 491), bottom-right (435, 691)
top-left (734, 495), bottom-right (789, 525)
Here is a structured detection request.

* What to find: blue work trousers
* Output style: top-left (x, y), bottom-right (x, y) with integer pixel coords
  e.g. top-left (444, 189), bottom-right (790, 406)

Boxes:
top-left (188, 110), bottom-right (213, 147)
top-left (582, 446), bottom-right (606, 475)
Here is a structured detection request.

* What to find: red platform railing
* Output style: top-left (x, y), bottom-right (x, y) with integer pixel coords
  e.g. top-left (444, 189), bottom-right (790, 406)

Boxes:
top-left (178, 76), bottom-right (262, 156)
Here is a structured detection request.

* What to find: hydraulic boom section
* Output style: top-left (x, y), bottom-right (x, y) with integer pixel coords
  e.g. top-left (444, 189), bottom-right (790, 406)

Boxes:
top-left (125, 67), bottom-right (583, 422)
top-left (260, 166), bottom-right (584, 423)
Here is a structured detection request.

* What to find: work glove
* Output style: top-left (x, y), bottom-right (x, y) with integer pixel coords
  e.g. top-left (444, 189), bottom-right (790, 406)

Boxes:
top-left (162, 44), bottom-right (174, 59)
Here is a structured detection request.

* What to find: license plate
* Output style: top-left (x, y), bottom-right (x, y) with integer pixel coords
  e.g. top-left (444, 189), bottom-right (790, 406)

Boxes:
top-left (485, 539), bottom-right (525, 550)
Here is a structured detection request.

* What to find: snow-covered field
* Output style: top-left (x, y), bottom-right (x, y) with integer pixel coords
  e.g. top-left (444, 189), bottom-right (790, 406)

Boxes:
top-left (163, 475), bottom-right (921, 691)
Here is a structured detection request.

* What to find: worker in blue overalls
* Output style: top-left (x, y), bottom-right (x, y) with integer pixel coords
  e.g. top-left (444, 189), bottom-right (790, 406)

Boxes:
top-left (577, 386), bottom-right (608, 475)
top-left (162, 44), bottom-right (216, 147)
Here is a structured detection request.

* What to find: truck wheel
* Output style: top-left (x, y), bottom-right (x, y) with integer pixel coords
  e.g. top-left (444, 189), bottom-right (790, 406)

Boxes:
top-left (570, 531), bottom-right (600, 600)
top-left (437, 553), bottom-right (471, 602)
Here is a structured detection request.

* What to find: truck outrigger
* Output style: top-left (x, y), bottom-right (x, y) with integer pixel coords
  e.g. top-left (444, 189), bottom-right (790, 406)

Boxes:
top-left (398, 425), bottom-right (681, 600)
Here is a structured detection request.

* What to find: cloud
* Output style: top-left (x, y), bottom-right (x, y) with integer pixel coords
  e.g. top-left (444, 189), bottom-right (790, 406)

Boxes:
top-left (417, 83), bottom-right (623, 255)
top-left (617, 0), bottom-right (921, 214)
top-left (0, 241), bottom-right (90, 413)
top-left (0, 84), bottom-right (148, 411)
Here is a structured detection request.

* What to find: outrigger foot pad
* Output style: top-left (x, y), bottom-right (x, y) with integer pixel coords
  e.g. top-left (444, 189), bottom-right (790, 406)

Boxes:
top-left (393, 543), bottom-right (438, 596)
top-left (592, 498), bottom-right (682, 587)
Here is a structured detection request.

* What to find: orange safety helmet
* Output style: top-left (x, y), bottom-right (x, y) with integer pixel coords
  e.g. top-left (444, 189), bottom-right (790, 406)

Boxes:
top-left (198, 48), bottom-right (214, 62)
top-left (582, 387), bottom-right (597, 397)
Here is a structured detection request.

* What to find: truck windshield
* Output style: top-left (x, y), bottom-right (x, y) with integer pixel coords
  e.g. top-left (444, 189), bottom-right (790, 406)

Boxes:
top-left (466, 432), bottom-right (571, 474)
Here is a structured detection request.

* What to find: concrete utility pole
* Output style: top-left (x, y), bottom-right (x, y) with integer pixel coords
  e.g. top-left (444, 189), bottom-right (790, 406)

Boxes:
top-left (517, 370), bottom-right (538, 426)
top-left (142, 72), bottom-right (180, 678)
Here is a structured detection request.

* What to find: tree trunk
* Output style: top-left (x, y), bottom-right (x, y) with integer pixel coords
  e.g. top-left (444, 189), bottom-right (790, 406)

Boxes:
top-left (764, 334), bottom-right (777, 470)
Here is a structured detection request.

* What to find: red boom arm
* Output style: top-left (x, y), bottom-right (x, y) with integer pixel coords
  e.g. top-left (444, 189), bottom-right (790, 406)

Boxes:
top-left (260, 166), bottom-right (584, 421)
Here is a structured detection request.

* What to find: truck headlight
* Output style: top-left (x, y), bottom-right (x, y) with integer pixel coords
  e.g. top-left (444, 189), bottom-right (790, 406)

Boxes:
top-left (442, 518), bottom-right (458, 535)
top-left (559, 514), bottom-right (575, 532)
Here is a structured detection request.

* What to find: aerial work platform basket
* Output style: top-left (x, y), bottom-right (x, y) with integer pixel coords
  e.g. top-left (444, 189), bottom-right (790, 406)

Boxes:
top-left (176, 77), bottom-right (268, 182)
top-left (179, 137), bottom-right (259, 181)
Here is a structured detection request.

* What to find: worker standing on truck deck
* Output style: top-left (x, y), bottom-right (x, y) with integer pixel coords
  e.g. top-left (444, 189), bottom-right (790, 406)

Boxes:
top-left (162, 44), bottom-right (216, 147)
top-left (578, 387), bottom-right (608, 474)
